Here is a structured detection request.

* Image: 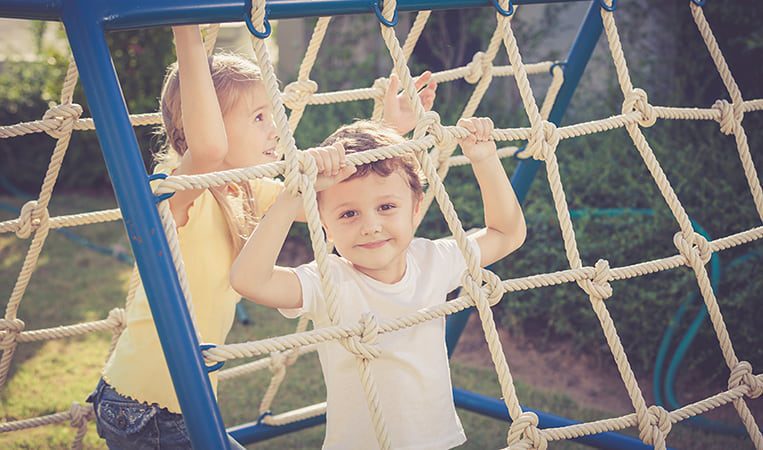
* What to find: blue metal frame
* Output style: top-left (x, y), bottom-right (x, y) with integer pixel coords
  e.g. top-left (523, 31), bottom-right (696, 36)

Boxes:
top-left (0, 0), bottom-right (589, 23)
top-left (227, 389), bottom-right (667, 450)
top-left (0, 1), bottom-right (609, 449)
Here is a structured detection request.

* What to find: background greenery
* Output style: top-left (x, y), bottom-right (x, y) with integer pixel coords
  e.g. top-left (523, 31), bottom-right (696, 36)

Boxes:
top-left (0, 1), bottom-right (761, 447)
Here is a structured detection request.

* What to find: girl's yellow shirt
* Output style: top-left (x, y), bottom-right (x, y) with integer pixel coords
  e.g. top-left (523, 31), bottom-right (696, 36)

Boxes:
top-left (103, 165), bottom-right (282, 413)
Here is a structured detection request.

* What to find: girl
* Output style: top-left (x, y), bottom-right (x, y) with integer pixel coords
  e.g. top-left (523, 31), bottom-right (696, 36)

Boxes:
top-left (87, 25), bottom-right (436, 449)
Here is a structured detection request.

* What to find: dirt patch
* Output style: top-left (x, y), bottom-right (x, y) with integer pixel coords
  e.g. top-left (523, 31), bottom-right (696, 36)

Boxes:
top-left (452, 313), bottom-right (637, 414)
top-left (451, 312), bottom-right (763, 424)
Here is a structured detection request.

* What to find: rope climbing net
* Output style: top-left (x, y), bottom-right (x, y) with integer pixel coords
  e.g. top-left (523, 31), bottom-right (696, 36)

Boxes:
top-left (0, 1), bottom-right (762, 449)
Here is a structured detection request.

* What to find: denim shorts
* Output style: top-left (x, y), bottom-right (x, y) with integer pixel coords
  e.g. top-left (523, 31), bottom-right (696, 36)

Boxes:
top-left (87, 378), bottom-right (191, 449)
top-left (87, 379), bottom-right (247, 449)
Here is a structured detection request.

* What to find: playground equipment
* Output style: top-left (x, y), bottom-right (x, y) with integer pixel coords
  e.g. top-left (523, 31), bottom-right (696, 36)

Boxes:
top-left (0, 1), bottom-right (761, 449)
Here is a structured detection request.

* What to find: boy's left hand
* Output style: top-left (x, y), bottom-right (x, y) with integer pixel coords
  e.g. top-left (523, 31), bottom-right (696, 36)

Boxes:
top-left (382, 71), bottom-right (437, 135)
top-left (457, 117), bottom-right (497, 163)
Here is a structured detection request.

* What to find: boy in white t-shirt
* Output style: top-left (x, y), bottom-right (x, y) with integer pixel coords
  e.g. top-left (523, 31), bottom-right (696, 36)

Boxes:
top-left (231, 119), bottom-right (526, 449)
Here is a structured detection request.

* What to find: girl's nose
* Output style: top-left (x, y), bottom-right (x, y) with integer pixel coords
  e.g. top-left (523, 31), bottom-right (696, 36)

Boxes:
top-left (267, 119), bottom-right (277, 139)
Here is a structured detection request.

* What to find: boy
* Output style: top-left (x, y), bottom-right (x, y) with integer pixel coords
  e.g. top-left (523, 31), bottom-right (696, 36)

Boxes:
top-left (231, 118), bottom-right (525, 449)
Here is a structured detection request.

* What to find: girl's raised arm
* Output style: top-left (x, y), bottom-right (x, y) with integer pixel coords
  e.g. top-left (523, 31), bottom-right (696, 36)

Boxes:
top-left (168, 25), bottom-right (229, 225)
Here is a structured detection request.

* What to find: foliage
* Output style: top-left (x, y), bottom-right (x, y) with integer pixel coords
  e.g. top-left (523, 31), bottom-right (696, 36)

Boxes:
top-left (0, 24), bottom-right (174, 193)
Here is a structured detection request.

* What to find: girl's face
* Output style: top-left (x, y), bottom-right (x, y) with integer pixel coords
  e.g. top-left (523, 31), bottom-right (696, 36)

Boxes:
top-left (222, 83), bottom-right (279, 169)
top-left (319, 170), bottom-right (422, 284)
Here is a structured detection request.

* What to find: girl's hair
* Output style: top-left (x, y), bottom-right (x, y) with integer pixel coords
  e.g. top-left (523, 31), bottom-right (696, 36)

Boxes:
top-left (320, 120), bottom-right (426, 198)
top-left (157, 53), bottom-right (263, 255)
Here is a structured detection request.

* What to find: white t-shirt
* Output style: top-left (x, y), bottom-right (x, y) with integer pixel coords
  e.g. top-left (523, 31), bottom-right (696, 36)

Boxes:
top-left (280, 237), bottom-right (479, 450)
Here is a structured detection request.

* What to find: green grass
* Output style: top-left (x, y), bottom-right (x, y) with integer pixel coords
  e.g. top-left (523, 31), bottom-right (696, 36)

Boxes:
top-left (0, 195), bottom-right (755, 449)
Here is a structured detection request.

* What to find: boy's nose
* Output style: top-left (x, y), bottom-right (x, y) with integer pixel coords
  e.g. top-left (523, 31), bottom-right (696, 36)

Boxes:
top-left (360, 221), bottom-right (382, 236)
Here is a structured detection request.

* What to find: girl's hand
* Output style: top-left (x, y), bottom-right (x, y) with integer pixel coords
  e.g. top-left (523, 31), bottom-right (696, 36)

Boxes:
top-left (382, 71), bottom-right (437, 135)
top-left (457, 117), bottom-right (497, 163)
top-left (306, 143), bottom-right (357, 192)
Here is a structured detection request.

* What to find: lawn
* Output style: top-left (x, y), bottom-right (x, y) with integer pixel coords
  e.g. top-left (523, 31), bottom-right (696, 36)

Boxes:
top-left (0, 194), bottom-right (754, 449)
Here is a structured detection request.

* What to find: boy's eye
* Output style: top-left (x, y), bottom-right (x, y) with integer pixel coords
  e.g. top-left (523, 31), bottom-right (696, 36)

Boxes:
top-left (340, 210), bottom-right (357, 219)
top-left (379, 203), bottom-right (396, 211)
top-left (254, 113), bottom-right (264, 122)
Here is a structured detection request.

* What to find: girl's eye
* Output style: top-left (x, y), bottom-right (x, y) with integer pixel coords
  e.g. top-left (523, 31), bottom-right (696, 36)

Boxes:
top-left (379, 203), bottom-right (396, 211)
top-left (254, 113), bottom-right (264, 122)
top-left (340, 210), bottom-right (357, 219)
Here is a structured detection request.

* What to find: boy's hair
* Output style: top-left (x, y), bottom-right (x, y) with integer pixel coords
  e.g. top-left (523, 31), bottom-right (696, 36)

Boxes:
top-left (157, 53), bottom-right (263, 255)
top-left (321, 120), bottom-right (426, 198)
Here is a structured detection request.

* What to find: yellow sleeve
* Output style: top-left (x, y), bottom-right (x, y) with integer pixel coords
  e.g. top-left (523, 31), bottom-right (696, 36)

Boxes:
top-left (250, 178), bottom-right (284, 218)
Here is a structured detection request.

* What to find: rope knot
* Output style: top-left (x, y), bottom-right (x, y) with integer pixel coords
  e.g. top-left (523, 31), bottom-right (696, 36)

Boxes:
top-left (69, 402), bottom-right (94, 429)
top-left (506, 411), bottom-right (548, 450)
top-left (373, 76), bottom-right (390, 98)
top-left (41, 103), bottom-right (82, 139)
top-left (269, 351), bottom-right (287, 372)
top-left (460, 269), bottom-right (504, 307)
top-left (622, 88), bottom-right (656, 128)
top-left (465, 52), bottom-right (491, 84)
top-left (640, 405), bottom-right (672, 446)
top-left (283, 150), bottom-right (317, 197)
top-left (342, 313), bottom-right (381, 360)
top-left (673, 232), bottom-right (712, 267)
top-left (728, 361), bottom-right (763, 399)
top-left (283, 80), bottom-right (318, 109)
top-left (413, 111), bottom-right (447, 145)
top-left (526, 120), bottom-right (559, 161)
top-left (107, 308), bottom-right (126, 329)
top-left (712, 99), bottom-right (741, 135)
top-left (482, 268), bottom-right (505, 306)
top-left (577, 259), bottom-right (613, 300)
top-left (460, 271), bottom-right (484, 306)
top-left (0, 318), bottom-right (25, 349)
top-left (16, 200), bottom-right (50, 239)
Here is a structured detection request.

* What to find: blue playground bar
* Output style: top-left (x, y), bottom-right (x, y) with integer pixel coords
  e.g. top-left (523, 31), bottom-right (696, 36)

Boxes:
top-left (0, 1), bottom-right (646, 449)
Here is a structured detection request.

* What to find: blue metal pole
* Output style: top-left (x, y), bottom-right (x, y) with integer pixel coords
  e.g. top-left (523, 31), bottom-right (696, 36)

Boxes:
top-left (227, 390), bottom-right (659, 449)
top-left (228, 413), bottom-right (327, 444)
top-left (61, 1), bottom-right (230, 448)
top-left (0, 0), bottom-right (590, 24)
top-left (453, 388), bottom-right (674, 450)
top-left (446, 0), bottom-right (605, 356)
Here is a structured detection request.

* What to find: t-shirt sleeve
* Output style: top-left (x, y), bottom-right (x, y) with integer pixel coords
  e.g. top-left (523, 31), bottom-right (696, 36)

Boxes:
top-left (430, 236), bottom-right (481, 294)
top-left (250, 178), bottom-right (284, 218)
top-left (278, 262), bottom-right (320, 319)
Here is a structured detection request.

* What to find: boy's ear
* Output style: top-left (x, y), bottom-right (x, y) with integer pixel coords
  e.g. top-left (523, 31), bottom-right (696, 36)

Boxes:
top-left (412, 193), bottom-right (424, 222)
top-left (320, 217), bottom-right (333, 243)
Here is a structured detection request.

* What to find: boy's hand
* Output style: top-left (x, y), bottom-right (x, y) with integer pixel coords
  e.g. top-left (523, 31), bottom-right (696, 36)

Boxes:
top-left (457, 117), bottom-right (497, 164)
top-left (306, 143), bottom-right (357, 192)
top-left (382, 71), bottom-right (437, 135)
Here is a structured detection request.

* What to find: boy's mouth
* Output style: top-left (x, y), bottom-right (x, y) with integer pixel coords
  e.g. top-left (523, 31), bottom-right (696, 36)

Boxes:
top-left (357, 239), bottom-right (390, 249)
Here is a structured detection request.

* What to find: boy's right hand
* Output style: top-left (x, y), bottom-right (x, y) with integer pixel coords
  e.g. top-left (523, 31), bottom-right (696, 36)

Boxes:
top-left (305, 143), bottom-right (357, 192)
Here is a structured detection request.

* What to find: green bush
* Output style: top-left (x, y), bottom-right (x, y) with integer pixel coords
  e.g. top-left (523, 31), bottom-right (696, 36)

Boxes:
top-left (0, 25), bottom-right (174, 193)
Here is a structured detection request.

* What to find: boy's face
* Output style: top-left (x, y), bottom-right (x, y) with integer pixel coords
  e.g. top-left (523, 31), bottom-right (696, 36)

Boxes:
top-left (318, 170), bottom-right (422, 283)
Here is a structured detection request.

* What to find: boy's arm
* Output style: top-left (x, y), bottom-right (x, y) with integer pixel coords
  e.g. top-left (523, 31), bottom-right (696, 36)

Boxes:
top-left (231, 144), bottom-right (355, 309)
top-left (230, 191), bottom-right (304, 309)
top-left (458, 118), bottom-right (527, 267)
top-left (168, 26), bottom-right (228, 226)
